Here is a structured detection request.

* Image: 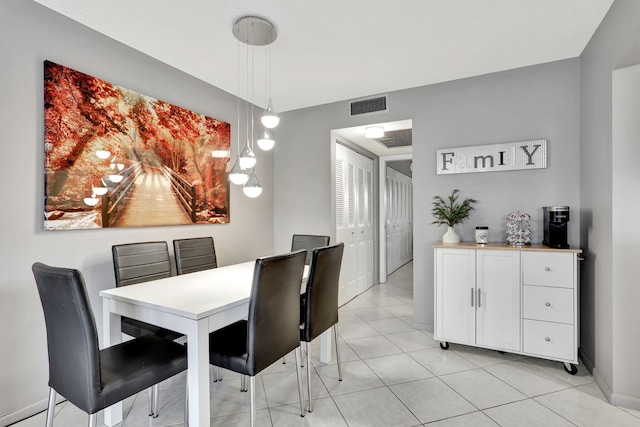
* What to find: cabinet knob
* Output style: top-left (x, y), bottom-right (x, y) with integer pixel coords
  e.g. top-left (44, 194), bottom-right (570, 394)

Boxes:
top-left (545, 302), bottom-right (551, 307)
top-left (545, 337), bottom-right (551, 342)
top-left (545, 267), bottom-right (551, 272)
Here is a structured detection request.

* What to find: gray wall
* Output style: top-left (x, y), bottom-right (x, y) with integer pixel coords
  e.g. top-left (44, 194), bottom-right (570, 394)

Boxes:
top-left (0, 1), bottom-right (274, 424)
top-left (580, 0), bottom-right (640, 408)
top-left (275, 59), bottom-right (581, 331)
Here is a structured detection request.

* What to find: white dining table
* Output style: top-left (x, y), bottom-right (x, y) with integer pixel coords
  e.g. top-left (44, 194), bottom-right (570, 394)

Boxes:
top-left (99, 260), bottom-right (329, 427)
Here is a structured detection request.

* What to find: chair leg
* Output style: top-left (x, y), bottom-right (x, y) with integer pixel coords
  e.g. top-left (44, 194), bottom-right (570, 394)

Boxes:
top-left (294, 347), bottom-right (305, 417)
top-left (249, 376), bottom-right (255, 427)
top-left (45, 388), bottom-right (56, 427)
top-left (241, 374), bottom-right (247, 392)
top-left (334, 324), bottom-right (343, 381)
top-left (87, 413), bottom-right (97, 427)
top-left (305, 341), bottom-right (313, 412)
top-left (218, 366), bottom-right (223, 381)
top-left (152, 384), bottom-right (160, 417)
top-left (184, 380), bottom-right (189, 427)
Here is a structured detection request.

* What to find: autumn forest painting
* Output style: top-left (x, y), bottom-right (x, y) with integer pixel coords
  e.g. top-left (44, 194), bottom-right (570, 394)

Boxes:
top-left (44, 61), bottom-right (231, 230)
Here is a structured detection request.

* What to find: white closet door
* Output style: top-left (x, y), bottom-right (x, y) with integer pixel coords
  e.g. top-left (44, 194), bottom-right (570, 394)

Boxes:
top-left (336, 143), bottom-right (374, 305)
top-left (386, 167), bottom-right (413, 274)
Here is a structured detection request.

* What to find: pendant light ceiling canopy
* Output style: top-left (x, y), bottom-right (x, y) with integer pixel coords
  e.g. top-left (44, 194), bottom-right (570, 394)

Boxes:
top-left (233, 15), bottom-right (277, 46)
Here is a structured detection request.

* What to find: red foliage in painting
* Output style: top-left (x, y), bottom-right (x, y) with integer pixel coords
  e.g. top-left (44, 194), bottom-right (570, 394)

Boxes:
top-left (44, 61), bottom-right (126, 171)
top-left (43, 61), bottom-right (231, 227)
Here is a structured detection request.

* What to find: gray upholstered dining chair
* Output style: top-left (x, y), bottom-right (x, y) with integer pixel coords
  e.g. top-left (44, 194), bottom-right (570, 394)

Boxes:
top-left (299, 243), bottom-right (345, 412)
top-left (32, 262), bottom-right (187, 427)
top-left (173, 236), bottom-right (217, 275)
top-left (208, 250), bottom-right (307, 427)
top-left (173, 236), bottom-right (224, 381)
top-left (291, 234), bottom-right (330, 265)
top-left (111, 241), bottom-right (183, 415)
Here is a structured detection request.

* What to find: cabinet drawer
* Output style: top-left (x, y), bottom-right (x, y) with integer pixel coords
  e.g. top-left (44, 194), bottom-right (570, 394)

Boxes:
top-left (522, 252), bottom-right (574, 288)
top-left (523, 286), bottom-right (573, 324)
top-left (523, 319), bottom-right (574, 361)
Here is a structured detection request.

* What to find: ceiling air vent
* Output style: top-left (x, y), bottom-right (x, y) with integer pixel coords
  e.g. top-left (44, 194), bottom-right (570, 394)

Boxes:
top-left (374, 129), bottom-right (412, 149)
top-left (349, 95), bottom-right (388, 117)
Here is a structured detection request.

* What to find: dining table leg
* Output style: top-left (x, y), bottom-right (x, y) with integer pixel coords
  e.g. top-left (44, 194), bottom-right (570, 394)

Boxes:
top-left (102, 299), bottom-right (123, 427)
top-left (186, 318), bottom-right (211, 427)
top-left (319, 329), bottom-right (332, 363)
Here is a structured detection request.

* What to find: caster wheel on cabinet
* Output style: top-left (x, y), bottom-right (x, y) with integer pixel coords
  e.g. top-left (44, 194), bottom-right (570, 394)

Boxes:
top-left (439, 342), bottom-right (449, 350)
top-left (564, 362), bottom-right (578, 375)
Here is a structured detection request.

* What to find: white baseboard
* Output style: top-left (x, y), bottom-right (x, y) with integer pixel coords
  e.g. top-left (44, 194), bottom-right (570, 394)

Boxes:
top-left (411, 322), bottom-right (433, 332)
top-left (0, 398), bottom-right (48, 427)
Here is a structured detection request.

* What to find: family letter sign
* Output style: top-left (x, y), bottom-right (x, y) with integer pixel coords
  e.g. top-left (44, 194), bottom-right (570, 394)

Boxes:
top-left (436, 140), bottom-right (547, 175)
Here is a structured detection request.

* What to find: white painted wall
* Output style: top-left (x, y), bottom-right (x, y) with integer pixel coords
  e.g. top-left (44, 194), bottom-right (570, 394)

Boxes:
top-left (579, 0), bottom-right (640, 408)
top-left (0, 1), bottom-right (274, 424)
top-left (612, 64), bottom-right (640, 408)
top-left (275, 59), bottom-right (581, 332)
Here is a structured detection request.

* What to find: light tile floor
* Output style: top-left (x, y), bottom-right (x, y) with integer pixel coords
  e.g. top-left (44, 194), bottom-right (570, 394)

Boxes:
top-left (13, 261), bottom-right (640, 426)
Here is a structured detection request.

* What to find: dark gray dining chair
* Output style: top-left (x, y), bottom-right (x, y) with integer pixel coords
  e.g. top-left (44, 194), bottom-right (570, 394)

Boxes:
top-left (173, 236), bottom-right (217, 275)
top-left (291, 234), bottom-right (330, 265)
top-left (111, 241), bottom-right (183, 415)
top-left (208, 250), bottom-right (307, 426)
top-left (32, 262), bottom-right (187, 427)
top-left (173, 236), bottom-right (223, 381)
top-left (299, 243), bottom-right (345, 412)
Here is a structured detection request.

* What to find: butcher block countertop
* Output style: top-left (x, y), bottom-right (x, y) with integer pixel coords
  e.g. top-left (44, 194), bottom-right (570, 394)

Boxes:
top-left (433, 242), bottom-right (582, 253)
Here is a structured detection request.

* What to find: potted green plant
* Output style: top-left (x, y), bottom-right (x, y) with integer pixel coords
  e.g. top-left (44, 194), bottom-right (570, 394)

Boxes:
top-left (431, 189), bottom-right (477, 243)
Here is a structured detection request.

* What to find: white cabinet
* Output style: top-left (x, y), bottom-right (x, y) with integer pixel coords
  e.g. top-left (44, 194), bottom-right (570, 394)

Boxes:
top-left (521, 251), bottom-right (578, 366)
top-left (435, 248), bottom-right (476, 345)
top-left (434, 248), bottom-right (520, 352)
top-left (434, 243), bottom-right (581, 373)
top-left (476, 250), bottom-right (521, 351)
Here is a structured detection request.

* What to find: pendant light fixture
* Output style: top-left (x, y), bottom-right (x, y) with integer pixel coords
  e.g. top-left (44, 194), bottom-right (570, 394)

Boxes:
top-left (233, 15), bottom-right (278, 197)
top-left (242, 167), bottom-right (263, 198)
top-left (238, 141), bottom-right (256, 169)
top-left (256, 127), bottom-right (275, 151)
top-left (261, 34), bottom-right (279, 130)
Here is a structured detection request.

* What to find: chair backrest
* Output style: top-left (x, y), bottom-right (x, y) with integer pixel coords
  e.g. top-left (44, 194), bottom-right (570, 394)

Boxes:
top-left (301, 243), bottom-right (345, 342)
top-left (173, 237), bottom-right (217, 275)
top-left (112, 241), bottom-right (172, 287)
top-left (246, 250), bottom-right (306, 375)
top-left (32, 263), bottom-right (101, 413)
top-left (291, 234), bottom-right (330, 265)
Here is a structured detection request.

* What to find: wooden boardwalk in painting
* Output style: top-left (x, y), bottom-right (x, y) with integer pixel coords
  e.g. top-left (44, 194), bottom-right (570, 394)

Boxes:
top-left (116, 166), bottom-right (191, 227)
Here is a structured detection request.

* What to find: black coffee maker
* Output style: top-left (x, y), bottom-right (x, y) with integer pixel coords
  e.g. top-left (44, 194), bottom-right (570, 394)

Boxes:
top-left (542, 206), bottom-right (570, 249)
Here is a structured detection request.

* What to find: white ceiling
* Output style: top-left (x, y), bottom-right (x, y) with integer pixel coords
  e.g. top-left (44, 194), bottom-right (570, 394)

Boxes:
top-left (34, 0), bottom-right (613, 114)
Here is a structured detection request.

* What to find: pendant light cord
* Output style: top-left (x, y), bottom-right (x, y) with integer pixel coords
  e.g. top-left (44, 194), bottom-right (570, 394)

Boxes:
top-left (236, 36), bottom-right (241, 157)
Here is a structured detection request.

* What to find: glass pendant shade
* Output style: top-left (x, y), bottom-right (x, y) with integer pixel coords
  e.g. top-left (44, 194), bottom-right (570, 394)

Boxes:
top-left (261, 98), bottom-right (280, 129)
top-left (239, 141), bottom-right (256, 170)
top-left (228, 158), bottom-right (249, 185)
top-left (243, 169), bottom-right (263, 198)
top-left (108, 174), bottom-right (123, 183)
top-left (257, 128), bottom-right (275, 151)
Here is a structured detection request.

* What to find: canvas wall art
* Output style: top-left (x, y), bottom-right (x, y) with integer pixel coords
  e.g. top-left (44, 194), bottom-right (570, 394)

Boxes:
top-left (43, 60), bottom-right (231, 230)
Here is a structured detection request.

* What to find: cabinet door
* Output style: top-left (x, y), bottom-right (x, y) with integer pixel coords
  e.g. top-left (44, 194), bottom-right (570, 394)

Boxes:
top-left (435, 248), bottom-right (476, 345)
top-left (476, 250), bottom-right (521, 351)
